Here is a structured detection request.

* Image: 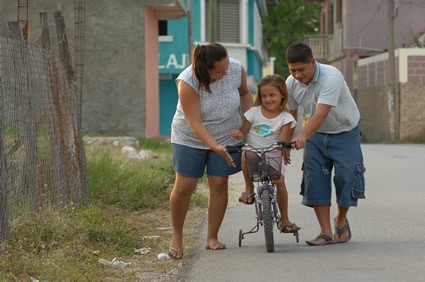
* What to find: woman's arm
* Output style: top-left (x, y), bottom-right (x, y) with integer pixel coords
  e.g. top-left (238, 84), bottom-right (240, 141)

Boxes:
top-left (178, 80), bottom-right (236, 166)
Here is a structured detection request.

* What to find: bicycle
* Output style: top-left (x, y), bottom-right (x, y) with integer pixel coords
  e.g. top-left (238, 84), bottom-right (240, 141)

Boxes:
top-left (227, 141), bottom-right (299, 253)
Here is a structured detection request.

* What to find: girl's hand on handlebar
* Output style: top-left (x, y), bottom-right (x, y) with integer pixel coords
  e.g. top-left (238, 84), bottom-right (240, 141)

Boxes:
top-left (283, 148), bottom-right (292, 165)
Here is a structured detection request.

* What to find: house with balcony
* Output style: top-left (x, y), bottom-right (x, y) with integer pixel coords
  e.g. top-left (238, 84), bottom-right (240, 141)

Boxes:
top-left (159, 0), bottom-right (278, 136)
top-left (304, 0), bottom-right (425, 142)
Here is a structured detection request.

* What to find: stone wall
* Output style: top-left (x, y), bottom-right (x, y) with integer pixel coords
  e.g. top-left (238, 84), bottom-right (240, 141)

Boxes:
top-left (399, 83), bottom-right (425, 139)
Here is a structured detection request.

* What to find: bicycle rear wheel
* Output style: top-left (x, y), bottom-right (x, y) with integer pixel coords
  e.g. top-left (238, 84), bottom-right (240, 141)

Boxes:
top-left (261, 189), bottom-right (274, 253)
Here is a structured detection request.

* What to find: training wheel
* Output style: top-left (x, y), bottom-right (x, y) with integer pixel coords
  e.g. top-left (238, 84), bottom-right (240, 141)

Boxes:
top-left (239, 229), bottom-right (243, 247)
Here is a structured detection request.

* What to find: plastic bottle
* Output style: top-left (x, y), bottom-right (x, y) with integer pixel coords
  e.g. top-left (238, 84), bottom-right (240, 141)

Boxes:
top-left (98, 258), bottom-right (130, 267)
top-left (157, 252), bottom-right (170, 261)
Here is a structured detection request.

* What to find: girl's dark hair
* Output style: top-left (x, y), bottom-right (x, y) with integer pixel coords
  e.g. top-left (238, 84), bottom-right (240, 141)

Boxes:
top-left (285, 41), bottom-right (313, 64)
top-left (254, 74), bottom-right (289, 112)
top-left (192, 43), bottom-right (228, 93)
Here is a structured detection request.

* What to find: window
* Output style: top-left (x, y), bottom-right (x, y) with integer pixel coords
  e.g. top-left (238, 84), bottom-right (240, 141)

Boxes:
top-left (328, 3), bottom-right (334, 35)
top-left (205, 0), bottom-right (240, 43)
top-left (159, 20), bottom-right (167, 36)
top-left (336, 0), bottom-right (342, 24)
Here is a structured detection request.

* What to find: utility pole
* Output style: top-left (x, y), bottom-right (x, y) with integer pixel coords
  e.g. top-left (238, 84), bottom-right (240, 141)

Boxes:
top-left (387, 0), bottom-right (397, 140)
top-left (208, 0), bottom-right (217, 42)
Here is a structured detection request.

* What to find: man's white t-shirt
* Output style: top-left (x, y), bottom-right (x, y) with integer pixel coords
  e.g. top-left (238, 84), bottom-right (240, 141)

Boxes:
top-left (286, 62), bottom-right (360, 134)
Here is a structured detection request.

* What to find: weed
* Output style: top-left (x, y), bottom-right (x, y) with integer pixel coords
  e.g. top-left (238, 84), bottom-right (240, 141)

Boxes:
top-left (0, 138), bottom-right (208, 280)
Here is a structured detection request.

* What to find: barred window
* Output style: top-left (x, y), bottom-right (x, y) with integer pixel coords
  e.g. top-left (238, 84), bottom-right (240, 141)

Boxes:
top-left (205, 0), bottom-right (240, 43)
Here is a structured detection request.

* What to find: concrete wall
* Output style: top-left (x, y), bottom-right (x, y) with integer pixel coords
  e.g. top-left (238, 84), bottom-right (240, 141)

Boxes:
top-left (356, 86), bottom-right (390, 143)
top-left (357, 48), bottom-right (425, 142)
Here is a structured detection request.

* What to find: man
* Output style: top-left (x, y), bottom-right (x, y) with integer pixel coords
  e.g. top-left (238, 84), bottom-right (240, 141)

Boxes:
top-left (285, 41), bottom-right (366, 246)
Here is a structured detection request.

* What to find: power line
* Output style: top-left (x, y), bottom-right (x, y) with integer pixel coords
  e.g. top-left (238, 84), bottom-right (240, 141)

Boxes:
top-left (358, 0), bottom-right (385, 34)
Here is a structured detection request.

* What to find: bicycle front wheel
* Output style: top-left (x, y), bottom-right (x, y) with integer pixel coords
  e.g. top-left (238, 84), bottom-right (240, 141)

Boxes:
top-left (261, 189), bottom-right (274, 253)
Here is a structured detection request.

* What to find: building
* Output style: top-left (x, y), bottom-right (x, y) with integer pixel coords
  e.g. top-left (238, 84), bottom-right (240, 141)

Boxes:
top-left (0, 0), bottom-right (186, 138)
top-left (304, 0), bottom-right (425, 141)
top-left (159, 0), bottom-right (277, 136)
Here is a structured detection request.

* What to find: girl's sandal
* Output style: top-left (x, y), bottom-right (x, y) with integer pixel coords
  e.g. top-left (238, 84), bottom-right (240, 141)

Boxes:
top-left (168, 246), bottom-right (183, 259)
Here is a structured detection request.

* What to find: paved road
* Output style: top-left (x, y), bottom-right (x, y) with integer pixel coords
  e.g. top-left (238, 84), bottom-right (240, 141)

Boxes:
top-left (180, 144), bottom-right (425, 282)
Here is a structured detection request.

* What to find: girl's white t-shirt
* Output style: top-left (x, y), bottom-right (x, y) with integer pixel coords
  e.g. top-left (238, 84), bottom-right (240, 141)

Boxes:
top-left (245, 106), bottom-right (296, 148)
top-left (244, 106), bottom-right (296, 175)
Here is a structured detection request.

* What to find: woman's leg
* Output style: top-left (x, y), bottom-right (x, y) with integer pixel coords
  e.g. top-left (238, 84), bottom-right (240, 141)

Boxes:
top-left (169, 172), bottom-right (198, 257)
top-left (206, 175), bottom-right (229, 249)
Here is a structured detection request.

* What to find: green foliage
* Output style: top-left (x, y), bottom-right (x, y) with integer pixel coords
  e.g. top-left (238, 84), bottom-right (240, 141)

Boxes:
top-left (0, 138), bottom-right (208, 280)
top-left (1, 205), bottom-right (143, 280)
top-left (87, 146), bottom-right (174, 210)
top-left (263, 0), bottom-right (321, 77)
top-left (139, 138), bottom-right (172, 153)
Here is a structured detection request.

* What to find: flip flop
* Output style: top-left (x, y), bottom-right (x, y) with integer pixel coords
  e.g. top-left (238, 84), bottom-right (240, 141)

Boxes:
top-left (334, 218), bottom-right (352, 243)
top-left (205, 241), bottom-right (226, 250)
top-left (306, 234), bottom-right (338, 246)
top-left (168, 246), bottom-right (183, 259)
top-left (238, 192), bottom-right (255, 205)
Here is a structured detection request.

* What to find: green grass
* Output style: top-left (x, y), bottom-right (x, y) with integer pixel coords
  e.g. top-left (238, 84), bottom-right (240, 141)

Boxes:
top-left (0, 138), bottom-right (208, 281)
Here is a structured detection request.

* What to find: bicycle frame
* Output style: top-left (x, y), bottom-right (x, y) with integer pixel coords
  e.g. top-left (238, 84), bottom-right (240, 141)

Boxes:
top-left (227, 141), bottom-right (297, 253)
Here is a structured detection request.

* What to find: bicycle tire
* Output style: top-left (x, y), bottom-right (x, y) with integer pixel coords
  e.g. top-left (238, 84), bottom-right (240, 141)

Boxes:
top-left (261, 189), bottom-right (274, 253)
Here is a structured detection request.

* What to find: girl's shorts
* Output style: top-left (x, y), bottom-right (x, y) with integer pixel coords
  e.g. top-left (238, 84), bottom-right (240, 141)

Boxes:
top-left (172, 143), bottom-right (242, 179)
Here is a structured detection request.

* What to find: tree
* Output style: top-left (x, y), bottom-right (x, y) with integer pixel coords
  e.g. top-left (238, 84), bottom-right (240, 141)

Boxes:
top-left (263, 0), bottom-right (321, 77)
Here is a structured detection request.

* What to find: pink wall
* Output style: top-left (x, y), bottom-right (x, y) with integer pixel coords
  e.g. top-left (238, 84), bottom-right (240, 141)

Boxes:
top-left (144, 7), bottom-right (160, 138)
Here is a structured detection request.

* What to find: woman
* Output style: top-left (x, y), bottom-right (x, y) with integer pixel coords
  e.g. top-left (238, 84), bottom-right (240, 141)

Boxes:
top-left (168, 43), bottom-right (253, 259)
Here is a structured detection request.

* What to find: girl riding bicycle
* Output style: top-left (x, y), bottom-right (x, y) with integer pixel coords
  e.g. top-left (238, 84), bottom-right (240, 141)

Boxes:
top-left (230, 74), bottom-right (300, 233)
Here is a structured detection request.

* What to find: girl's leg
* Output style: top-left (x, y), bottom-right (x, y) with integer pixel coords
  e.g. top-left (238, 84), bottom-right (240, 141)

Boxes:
top-left (206, 175), bottom-right (229, 249)
top-left (239, 153), bottom-right (255, 204)
top-left (169, 172), bottom-right (198, 258)
top-left (275, 176), bottom-right (299, 231)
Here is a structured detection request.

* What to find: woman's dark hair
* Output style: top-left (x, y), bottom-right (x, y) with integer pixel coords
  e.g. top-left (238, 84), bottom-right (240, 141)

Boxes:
top-left (285, 41), bottom-right (313, 64)
top-left (192, 43), bottom-right (228, 93)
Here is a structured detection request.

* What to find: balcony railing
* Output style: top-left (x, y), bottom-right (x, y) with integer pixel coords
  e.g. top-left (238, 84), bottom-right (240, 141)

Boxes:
top-left (303, 35), bottom-right (328, 62)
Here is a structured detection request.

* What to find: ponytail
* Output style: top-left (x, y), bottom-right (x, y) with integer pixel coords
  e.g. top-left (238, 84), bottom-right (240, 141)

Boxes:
top-left (192, 43), bottom-right (228, 93)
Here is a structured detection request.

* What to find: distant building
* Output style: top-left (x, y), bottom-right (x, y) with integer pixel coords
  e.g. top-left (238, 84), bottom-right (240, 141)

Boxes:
top-left (0, 0), bottom-right (186, 138)
top-left (159, 0), bottom-right (276, 136)
top-left (304, 0), bottom-right (425, 142)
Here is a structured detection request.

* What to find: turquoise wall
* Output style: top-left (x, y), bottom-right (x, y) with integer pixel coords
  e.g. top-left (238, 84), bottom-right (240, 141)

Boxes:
top-left (159, 18), bottom-right (189, 74)
top-left (159, 76), bottom-right (178, 136)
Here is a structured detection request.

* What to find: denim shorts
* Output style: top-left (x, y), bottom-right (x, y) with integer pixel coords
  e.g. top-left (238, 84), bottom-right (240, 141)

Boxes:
top-left (172, 143), bottom-right (242, 178)
top-left (300, 125), bottom-right (366, 208)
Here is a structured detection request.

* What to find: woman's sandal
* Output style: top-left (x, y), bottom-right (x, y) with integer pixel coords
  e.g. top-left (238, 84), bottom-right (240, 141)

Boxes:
top-left (168, 246), bottom-right (184, 259)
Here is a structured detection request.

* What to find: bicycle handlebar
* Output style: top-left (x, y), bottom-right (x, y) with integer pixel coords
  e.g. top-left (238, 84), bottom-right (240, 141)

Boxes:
top-left (226, 141), bottom-right (295, 153)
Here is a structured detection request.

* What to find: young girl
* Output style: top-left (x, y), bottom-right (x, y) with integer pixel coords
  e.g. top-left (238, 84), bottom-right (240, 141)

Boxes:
top-left (230, 74), bottom-right (300, 233)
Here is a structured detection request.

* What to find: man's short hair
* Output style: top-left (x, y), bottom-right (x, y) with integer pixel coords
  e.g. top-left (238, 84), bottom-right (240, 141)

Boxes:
top-left (286, 41), bottom-right (314, 64)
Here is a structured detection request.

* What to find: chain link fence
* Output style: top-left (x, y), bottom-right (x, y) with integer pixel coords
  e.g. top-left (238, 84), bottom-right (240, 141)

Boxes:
top-left (0, 11), bottom-right (90, 240)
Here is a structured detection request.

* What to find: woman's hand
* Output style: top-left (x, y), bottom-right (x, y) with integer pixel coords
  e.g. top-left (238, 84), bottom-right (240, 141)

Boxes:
top-left (213, 144), bottom-right (237, 168)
